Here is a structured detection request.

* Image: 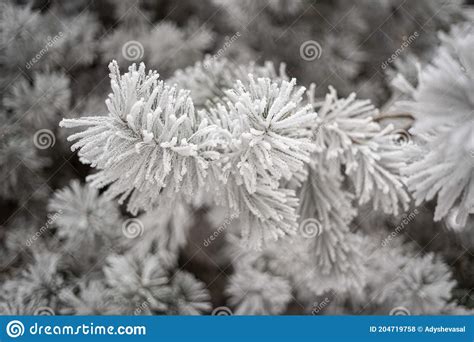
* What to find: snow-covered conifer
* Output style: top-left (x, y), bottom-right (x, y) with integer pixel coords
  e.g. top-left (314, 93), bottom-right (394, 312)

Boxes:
top-left (397, 24), bottom-right (474, 226)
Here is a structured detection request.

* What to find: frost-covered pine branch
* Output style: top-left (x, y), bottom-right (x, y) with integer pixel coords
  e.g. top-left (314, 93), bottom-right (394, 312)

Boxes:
top-left (48, 180), bottom-right (122, 251)
top-left (125, 202), bottom-right (192, 269)
top-left (1, 251), bottom-right (64, 312)
top-left (101, 20), bottom-right (214, 76)
top-left (213, 0), bottom-right (466, 104)
top-left (4, 71), bottom-right (71, 128)
top-left (0, 114), bottom-right (50, 200)
top-left (1, 0), bottom-right (472, 318)
top-left (307, 85), bottom-right (411, 216)
top-left (61, 61), bottom-right (220, 215)
top-left (104, 250), bottom-right (172, 315)
top-left (168, 56), bottom-right (288, 107)
top-left (295, 165), bottom-right (366, 297)
top-left (0, 2), bottom-right (97, 76)
top-left (396, 24), bottom-right (474, 226)
top-left (103, 250), bottom-right (211, 315)
top-left (219, 83), bottom-right (416, 305)
top-left (167, 271), bottom-right (211, 315)
top-left (61, 61), bottom-right (317, 249)
top-left (204, 75), bottom-right (317, 248)
top-left (59, 280), bottom-right (116, 315)
top-left (226, 264), bottom-right (292, 315)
